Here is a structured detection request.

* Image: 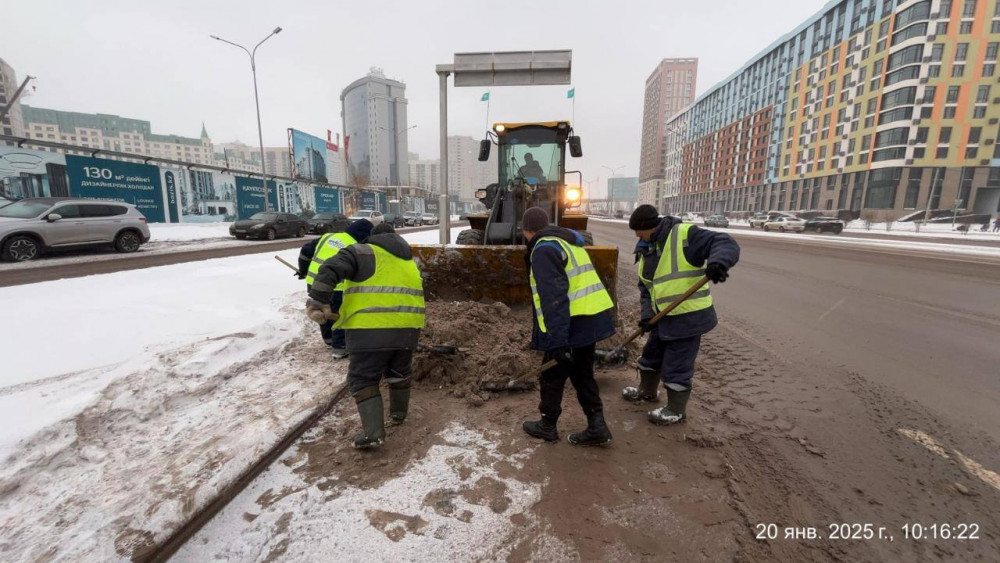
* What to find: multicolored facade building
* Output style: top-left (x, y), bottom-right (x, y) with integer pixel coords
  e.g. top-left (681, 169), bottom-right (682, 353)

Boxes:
top-left (657, 0), bottom-right (1000, 219)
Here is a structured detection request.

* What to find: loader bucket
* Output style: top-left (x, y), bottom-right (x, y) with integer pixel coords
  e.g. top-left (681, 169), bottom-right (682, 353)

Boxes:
top-left (412, 244), bottom-right (618, 306)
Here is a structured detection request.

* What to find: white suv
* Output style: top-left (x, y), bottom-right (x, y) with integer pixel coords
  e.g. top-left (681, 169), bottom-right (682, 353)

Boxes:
top-left (348, 209), bottom-right (384, 226)
top-left (0, 198), bottom-right (151, 261)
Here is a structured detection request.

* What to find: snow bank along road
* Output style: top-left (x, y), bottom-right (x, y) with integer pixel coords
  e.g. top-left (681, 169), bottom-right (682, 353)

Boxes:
top-left (0, 223), bottom-right (464, 288)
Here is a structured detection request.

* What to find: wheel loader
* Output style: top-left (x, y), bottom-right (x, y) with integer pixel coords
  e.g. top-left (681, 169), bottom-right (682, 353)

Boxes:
top-left (411, 121), bottom-right (618, 305)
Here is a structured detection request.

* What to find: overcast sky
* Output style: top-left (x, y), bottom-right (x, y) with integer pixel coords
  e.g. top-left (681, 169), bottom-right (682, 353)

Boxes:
top-left (2, 0), bottom-right (822, 198)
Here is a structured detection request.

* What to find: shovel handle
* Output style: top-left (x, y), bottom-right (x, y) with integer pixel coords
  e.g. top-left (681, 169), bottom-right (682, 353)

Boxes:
top-left (515, 359), bottom-right (558, 383)
top-left (613, 276), bottom-right (710, 353)
top-left (275, 255), bottom-right (302, 275)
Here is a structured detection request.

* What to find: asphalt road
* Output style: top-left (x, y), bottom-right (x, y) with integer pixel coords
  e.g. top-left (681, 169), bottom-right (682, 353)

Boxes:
top-left (587, 219), bottom-right (1000, 437)
top-left (0, 224), bottom-right (460, 288)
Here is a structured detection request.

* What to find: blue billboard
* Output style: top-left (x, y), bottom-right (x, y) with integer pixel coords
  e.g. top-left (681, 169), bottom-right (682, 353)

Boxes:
top-left (235, 177), bottom-right (279, 219)
top-left (290, 129), bottom-right (329, 183)
top-left (313, 186), bottom-right (341, 213)
top-left (64, 155), bottom-right (166, 222)
top-left (359, 191), bottom-right (378, 210)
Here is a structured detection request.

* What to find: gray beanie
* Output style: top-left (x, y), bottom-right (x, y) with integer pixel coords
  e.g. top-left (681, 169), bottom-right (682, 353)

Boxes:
top-left (522, 207), bottom-right (550, 233)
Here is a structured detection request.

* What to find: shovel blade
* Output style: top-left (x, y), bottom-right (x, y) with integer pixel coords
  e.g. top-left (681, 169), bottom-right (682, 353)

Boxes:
top-left (594, 347), bottom-right (628, 366)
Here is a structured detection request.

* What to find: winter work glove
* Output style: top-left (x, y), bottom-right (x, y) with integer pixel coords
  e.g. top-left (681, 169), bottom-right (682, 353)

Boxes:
top-left (305, 298), bottom-right (338, 323)
top-left (638, 319), bottom-right (654, 333)
top-left (705, 262), bottom-right (729, 284)
top-left (551, 347), bottom-right (574, 368)
top-left (294, 270), bottom-right (306, 280)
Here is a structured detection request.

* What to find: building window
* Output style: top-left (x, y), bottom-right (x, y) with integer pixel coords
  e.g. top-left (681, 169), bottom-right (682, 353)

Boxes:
top-left (985, 63), bottom-right (996, 77)
top-left (993, 21), bottom-right (1000, 33)
top-left (952, 64), bottom-right (965, 77)
top-left (955, 43), bottom-right (969, 61)
top-left (923, 85), bottom-right (937, 103)
top-left (968, 126), bottom-right (982, 143)
top-left (977, 85), bottom-right (991, 102)
top-left (986, 43), bottom-right (999, 60)
top-left (973, 106), bottom-right (987, 118)
top-left (947, 85), bottom-right (961, 103)
top-left (962, 0), bottom-right (976, 18)
top-left (937, 22), bottom-right (949, 34)
top-left (959, 21), bottom-right (973, 32)
top-left (929, 65), bottom-right (941, 77)
top-left (916, 127), bottom-right (929, 142)
top-left (944, 106), bottom-right (957, 118)
top-left (936, 146), bottom-right (949, 158)
top-left (904, 168), bottom-right (922, 208)
top-left (931, 44), bottom-right (944, 62)
top-left (914, 147), bottom-right (927, 158)
top-left (940, 127), bottom-right (952, 143)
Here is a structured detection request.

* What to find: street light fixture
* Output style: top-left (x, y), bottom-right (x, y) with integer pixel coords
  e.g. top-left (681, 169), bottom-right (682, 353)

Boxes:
top-left (210, 26), bottom-right (282, 211)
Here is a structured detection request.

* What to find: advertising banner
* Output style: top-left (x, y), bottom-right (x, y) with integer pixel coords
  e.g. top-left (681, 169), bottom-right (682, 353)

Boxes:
top-left (162, 170), bottom-right (180, 223)
top-left (0, 146), bottom-right (70, 200)
top-left (377, 191), bottom-right (387, 213)
top-left (314, 186), bottom-right (341, 213)
top-left (290, 129), bottom-right (329, 183)
top-left (64, 155), bottom-right (166, 222)
top-left (235, 177), bottom-right (279, 219)
top-left (359, 191), bottom-right (379, 210)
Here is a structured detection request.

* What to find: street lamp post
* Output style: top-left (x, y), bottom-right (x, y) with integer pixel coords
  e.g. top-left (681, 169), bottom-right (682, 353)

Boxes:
top-left (602, 164), bottom-right (625, 215)
top-left (211, 27), bottom-right (282, 211)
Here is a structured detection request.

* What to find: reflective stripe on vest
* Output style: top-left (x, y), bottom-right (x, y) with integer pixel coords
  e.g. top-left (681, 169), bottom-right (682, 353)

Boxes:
top-left (638, 223), bottom-right (712, 316)
top-left (336, 244), bottom-right (425, 330)
top-left (306, 232), bottom-right (357, 290)
top-left (529, 236), bottom-right (614, 333)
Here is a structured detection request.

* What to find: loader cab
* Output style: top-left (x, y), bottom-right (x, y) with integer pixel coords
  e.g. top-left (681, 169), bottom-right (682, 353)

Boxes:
top-left (471, 121), bottom-right (586, 244)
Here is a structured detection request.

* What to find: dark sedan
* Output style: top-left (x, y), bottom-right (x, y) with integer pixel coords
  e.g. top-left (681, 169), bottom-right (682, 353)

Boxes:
top-left (383, 213), bottom-right (407, 228)
top-left (230, 212), bottom-right (308, 240)
top-left (704, 215), bottom-right (730, 228)
top-left (804, 216), bottom-right (845, 234)
top-left (306, 212), bottom-right (350, 234)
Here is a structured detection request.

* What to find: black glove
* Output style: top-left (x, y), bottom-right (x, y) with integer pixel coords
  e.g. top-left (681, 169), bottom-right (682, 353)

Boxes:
top-left (705, 262), bottom-right (729, 284)
top-left (638, 319), bottom-right (654, 333)
top-left (551, 347), bottom-right (573, 367)
top-left (294, 270), bottom-right (306, 280)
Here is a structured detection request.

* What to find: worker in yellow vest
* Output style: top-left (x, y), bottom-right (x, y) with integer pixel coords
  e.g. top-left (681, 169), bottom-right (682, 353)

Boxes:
top-left (298, 219), bottom-right (374, 358)
top-left (307, 222), bottom-right (424, 449)
top-left (625, 205), bottom-right (740, 425)
top-left (520, 207), bottom-right (617, 446)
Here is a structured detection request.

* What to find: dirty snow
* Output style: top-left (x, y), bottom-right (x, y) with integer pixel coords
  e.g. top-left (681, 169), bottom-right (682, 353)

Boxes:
top-left (176, 423), bottom-right (570, 562)
top-left (148, 222), bottom-right (233, 241)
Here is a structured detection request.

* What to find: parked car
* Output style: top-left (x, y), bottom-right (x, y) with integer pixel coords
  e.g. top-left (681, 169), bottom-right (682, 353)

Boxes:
top-left (804, 216), bottom-right (845, 234)
top-left (0, 196), bottom-right (12, 209)
top-left (763, 216), bottom-right (807, 232)
top-left (421, 213), bottom-right (439, 225)
top-left (403, 212), bottom-right (421, 226)
top-left (704, 215), bottom-right (730, 228)
top-left (0, 197), bottom-right (150, 262)
top-left (306, 212), bottom-right (350, 234)
top-left (383, 213), bottom-right (406, 228)
top-left (749, 214), bottom-right (769, 228)
top-left (349, 209), bottom-right (384, 226)
top-left (230, 212), bottom-right (308, 240)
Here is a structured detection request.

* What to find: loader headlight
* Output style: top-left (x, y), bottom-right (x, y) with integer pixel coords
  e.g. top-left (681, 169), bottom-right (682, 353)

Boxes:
top-left (494, 124), bottom-right (506, 133)
top-left (475, 189), bottom-right (488, 198)
top-left (565, 187), bottom-right (582, 203)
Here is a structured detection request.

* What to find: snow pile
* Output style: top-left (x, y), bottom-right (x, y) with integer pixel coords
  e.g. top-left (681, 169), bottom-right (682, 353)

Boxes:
top-left (149, 222), bottom-right (233, 242)
top-left (175, 423), bottom-right (571, 561)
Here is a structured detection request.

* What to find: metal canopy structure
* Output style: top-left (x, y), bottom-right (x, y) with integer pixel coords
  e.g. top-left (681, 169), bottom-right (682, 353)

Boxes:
top-left (434, 50), bottom-right (572, 243)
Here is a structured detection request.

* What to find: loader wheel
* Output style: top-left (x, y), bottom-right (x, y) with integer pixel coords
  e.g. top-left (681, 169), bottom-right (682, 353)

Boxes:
top-left (455, 229), bottom-right (485, 245)
top-left (579, 230), bottom-right (595, 246)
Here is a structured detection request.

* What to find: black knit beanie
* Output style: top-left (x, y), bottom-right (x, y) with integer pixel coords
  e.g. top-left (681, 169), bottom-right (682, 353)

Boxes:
top-left (629, 204), bottom-right (660, 230)
top-left (522, 207), bottom-right (550, 233)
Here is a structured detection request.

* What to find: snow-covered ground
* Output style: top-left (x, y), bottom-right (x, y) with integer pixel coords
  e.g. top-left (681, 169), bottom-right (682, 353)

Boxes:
top-left (0, 227), bottom-right (464, 561)
top-left (149, 222), bottom-right (233, 241)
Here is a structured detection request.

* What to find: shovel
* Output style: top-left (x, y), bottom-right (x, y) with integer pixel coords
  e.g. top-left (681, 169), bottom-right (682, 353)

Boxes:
top-left (594, 275), bottom-right (710, 366)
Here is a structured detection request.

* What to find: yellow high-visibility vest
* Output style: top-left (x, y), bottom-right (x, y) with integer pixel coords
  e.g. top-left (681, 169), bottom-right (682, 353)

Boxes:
top-left (306, 232), bottom-right (356, 291)
top-left (638, 223), bottom-right (712, 316)
top-left (529, 236), bottom-right (614, 333)
top-left (336, 244), bottom-right (425, 330)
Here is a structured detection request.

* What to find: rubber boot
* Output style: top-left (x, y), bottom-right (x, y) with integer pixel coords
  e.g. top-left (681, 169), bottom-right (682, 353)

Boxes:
top-left (522, 414), bottom-right (559, 442)
top-left (622, 367), bottom-right (660, 402)
top-left (647, 387), bottom-right (691, 425)
top-left (352, 387), bottom-right (385, 449)
top-left (388, 387), bottom-right (410, 425)
top-left (568, 411), bottom-right (613, 446)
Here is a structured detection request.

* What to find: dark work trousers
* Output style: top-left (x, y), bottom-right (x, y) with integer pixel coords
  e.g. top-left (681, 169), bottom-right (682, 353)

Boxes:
top-left (637, 334), bottom-right (701, 390)
top-left (319, 290), bottom-right (346, 348)
top-left (538, 344), bottom-right (604, 419)
top-left (346, 348), bottom-right (413, 393)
